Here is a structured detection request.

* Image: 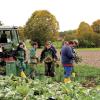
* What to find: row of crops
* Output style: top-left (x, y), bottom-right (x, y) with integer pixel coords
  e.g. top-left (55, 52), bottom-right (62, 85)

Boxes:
top-left (0, 64), bottom-right (100, 100)
top-left (0, 75), bottom-right (100, 100)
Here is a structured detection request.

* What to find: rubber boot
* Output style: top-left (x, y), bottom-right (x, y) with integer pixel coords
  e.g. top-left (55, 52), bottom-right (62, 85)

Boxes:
top-left (21, 71), bottom-right (26, 78)
top-left (64, 78), bottom-right (71, 83)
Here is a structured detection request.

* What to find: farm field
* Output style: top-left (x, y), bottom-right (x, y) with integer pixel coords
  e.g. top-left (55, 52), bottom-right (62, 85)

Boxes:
top-left (36, 48), bottom-right (100, 67)
top-left (0, 64), bottom-right (100, 100)
top-left (1, 43), bottom-right (100, 100)
top-left (0, 0), bottom-right (100, 99)
top-left (0, 49), bottom-right (100, 99)
top-left (78, 50), bottom-right (100, 68)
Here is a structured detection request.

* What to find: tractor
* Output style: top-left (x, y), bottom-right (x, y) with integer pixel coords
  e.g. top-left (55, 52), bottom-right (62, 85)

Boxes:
top-left (0, 26), bottom-right (36, 77)
top-left (0, 26), bottom-right (19, 75)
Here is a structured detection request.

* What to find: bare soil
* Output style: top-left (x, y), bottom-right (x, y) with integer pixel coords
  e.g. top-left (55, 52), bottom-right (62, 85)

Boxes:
top-left (36, 49), bottom-right (100, 67)
top-left (78, 51), bottom-right (100, 67)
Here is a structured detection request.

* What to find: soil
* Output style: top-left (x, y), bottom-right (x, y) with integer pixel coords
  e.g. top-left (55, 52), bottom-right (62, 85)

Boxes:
top-left (78, 51), bottom-right (100, 67)
top-left (36, 49), bottom-right (100, 67)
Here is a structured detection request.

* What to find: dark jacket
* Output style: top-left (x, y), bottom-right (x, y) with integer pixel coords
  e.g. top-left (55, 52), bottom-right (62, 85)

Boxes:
top-left (61, 45), bottom-right (74, 64)
top-left (16, 48), bottom-right (26, 61)
top-left (51, 45), bottom-right (58, 59)
top-left (51, 45), bottom-right (57, 54)
top-left (40, 48), bottom-right (57, 62)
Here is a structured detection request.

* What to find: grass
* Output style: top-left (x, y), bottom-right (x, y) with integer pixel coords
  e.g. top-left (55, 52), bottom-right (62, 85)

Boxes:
top-left (77, 48), bottom-right (100, 51)
top-left (32, 63), bottom-right (100, 83)
top-left (74, 64), bottom-right (100, 82)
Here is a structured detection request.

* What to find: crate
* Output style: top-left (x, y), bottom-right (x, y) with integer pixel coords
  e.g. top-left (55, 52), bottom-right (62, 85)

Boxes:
top-left (6, 61), bottom-right (17, 76)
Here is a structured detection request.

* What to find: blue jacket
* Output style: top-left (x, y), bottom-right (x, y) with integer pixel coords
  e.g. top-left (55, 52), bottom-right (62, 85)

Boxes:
top-left (61, 45), bottom-right (74, 64)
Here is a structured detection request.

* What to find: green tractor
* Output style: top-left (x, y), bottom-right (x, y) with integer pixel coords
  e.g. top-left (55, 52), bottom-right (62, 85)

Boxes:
top-left (0, 26), bottom-right (19, 50)
top-left (0, 26), bottom-right (32, 77)
top-left (0, 26), bottom-right (19, 75)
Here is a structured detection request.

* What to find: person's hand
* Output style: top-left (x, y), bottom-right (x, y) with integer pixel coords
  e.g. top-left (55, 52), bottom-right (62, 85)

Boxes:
top-left (24, 60), bottom-right (28, 64)
top-left (53, 59), bottom-right (56, 62)
top-left (55, 61), bottom-right (60, 67)
top-left (39, 60), bottom-right (43, 63)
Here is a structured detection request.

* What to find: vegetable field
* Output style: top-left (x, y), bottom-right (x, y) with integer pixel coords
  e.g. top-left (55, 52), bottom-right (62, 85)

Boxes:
top-left (0, 64), bottom-right (100, 100)
top-left (0, 74), bottom-right (100, 100)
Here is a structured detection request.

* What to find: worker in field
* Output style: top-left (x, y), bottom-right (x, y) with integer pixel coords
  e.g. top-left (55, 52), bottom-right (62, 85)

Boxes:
top-left (69, 40), bottom-right (81, 77)
top-left (29, 42), bottom-right (38, 78)
top-left (47, 41), bottom-right (58, 59)
top-left (47, 41), bottom-right (59, 67)
top-left (40, 42), bottom-right (57, 77)
top-left (71, 40), bottom-right (79, 55)
top-left (61, 41), bottom-right (75, 83)
top-left (16, 42), bottom-right (27, 78)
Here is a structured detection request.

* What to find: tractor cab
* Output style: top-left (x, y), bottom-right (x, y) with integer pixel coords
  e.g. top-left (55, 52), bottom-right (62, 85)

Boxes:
top-left (0, 26), bottom-right (19, 50)
top-left (0, 26), bottom-right (19, 75)
top-left (0, 26), bottom-right (32, 76)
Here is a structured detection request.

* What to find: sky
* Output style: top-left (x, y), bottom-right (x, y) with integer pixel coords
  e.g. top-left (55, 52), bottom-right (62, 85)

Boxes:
top-left (0, 0), bottom-right (100, 31)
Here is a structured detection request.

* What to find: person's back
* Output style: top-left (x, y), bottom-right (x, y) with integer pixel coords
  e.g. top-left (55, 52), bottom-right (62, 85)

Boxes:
top-left (61, 43), bottom-right (75, 83)
top-left (61, 45), bottom-right (74, 65)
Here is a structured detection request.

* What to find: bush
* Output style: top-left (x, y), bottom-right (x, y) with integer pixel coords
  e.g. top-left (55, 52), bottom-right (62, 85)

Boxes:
top-left (64, 34), bottom-right (77, 41)
top-left (78, 33), bottom-right (100, 48)
top-left (78, 39), bottom-right (95, 48)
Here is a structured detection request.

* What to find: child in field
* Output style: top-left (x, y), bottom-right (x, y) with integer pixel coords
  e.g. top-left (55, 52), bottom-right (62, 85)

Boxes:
top-left (29, 42), bottom-right (38, 78)
top-left (68, 41), bottom-right (76, 78)
top-left (16, 42), bottom-right (27, 78)
top-left (40, 42), bottom-right (57, 77)
top-left (30, 42), bottom-right (38, 63)
top-left (69, 40), bottom-right (79, 77)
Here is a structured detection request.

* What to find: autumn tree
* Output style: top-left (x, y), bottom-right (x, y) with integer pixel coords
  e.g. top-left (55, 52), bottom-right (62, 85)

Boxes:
top-left (92, 19), bottom-right (100, 33)
top-left (77, 22), bottom-right (95, 47)
top-left (77, 21), bottom-right (93, 35)
top-left (18, 26), bottom-right (25, 41)
top-left (24, 10), bottom-right (59, 46)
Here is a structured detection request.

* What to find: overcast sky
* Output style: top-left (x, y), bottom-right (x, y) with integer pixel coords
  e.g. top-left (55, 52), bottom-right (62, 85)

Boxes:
top-left (0, 0), bottom-right (100, 31)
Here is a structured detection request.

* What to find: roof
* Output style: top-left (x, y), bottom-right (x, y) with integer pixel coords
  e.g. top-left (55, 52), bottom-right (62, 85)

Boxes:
top-left (0, 26), bottom-right (18, 30)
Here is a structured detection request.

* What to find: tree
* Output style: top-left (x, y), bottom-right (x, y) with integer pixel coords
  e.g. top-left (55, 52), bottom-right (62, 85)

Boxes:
top-left (24, 10), bottom-right (59, 46)
top-left (77, 21), bottom-right (93, 35)
top-left (18, 26), bottom-right (25, 41)
top-left (77, 21), bottom-right (94, 39)
top-left (77, 22), bottom-right (95, 47)
top-left (92, 19), bottom-right (100, 33)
